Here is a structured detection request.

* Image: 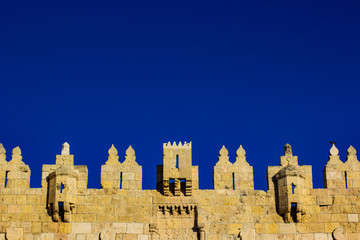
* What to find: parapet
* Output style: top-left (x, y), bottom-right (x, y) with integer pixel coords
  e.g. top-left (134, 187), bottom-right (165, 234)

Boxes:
top-left (0, 140), bottom-right (360, 240)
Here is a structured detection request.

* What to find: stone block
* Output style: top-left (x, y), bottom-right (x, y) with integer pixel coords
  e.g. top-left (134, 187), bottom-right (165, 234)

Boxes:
top-left (126, 223), bottom-right (143, 234)
top-left (227, 224), bottom-right (241, 235)
top-left (71, 224), bottom-right (91, 234)
top-left (313, 233), bottom-right (327, 240)
top-left (75, 234), bottom-right (86, 240)
top-left (279, 224), bottom-right (296, 234)
top-left (301, 233), bottom-right (314, 240)
top-left (348, 214), bottom-right (359, 222)
top-left (42, 233), bottom-right (55, 240)
top-left (32, 222), bottom-right (41, 234)
top-left (137, 235), bottom-right (148, 240)
top-left (5, 228), bottom-right (23, 240)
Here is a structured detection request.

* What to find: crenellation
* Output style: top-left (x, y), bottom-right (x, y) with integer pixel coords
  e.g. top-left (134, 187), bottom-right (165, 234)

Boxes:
top-left (0, 146), bottom-right (31, 190)
top-left (0, 141), bottom-right (360, 239)
top-left (101, 145), bottom-right (142, 191)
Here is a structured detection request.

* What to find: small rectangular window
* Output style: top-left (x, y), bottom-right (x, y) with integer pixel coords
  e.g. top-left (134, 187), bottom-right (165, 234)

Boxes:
top-left (176, 155), bottom-right (179, 168)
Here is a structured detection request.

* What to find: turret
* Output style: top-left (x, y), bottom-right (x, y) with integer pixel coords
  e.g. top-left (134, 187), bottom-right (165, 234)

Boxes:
top-left (157, 141), bottom-right (198, 196)
top-left (267, 144), bottom-right (312, 223)
top-left (47, 143), bottom-right (78, 222)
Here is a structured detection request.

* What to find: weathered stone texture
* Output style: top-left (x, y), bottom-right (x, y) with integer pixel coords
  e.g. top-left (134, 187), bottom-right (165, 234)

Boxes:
top-left (0, 141), bottom-right (360, 239)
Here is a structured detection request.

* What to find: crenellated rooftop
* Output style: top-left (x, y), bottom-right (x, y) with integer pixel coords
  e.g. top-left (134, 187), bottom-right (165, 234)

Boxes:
top-left (0, 141), bottom-right (359, 239)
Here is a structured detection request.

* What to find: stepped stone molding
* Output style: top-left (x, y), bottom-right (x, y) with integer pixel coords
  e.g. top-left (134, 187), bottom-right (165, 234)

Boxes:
top-left (0, 141), bottom-right (359, 239)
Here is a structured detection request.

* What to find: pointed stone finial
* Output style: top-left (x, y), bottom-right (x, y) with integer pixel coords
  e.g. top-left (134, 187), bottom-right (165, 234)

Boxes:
top-left (347, 145), bottom-right (357, 156)
top-left (61, 142), bottom-right (70, 155)
top-left (219, 145), bottom-right (228, 157)
top-left (330, 143), bottom-right (339, 156)
top-left (9, 146), bottom-right (23, 164)
top-left (234, 145), bottom-right (249, 166)
top-left (216, 145), bottom-right (231, 166)
top-left (0, 143), bottom-right (6, 163)
top-left (284, 143), bottom-right (292, 156)
top-left (0, 143), bottom-right (5, 154)
top-left (108, 144), bottom-right (118, 156)
top-left (236, 145), bottom-right (246, 157)
top-left (13, 146), bottom-right (21, 156)
top-left (326, 142), bottom-right (343, 165)
top-left (126, 145), bottom-right (135, 157)
top-left (172, 141), bottom-right (177, 147)
top-left (346, 145), bottom-right (358, 163)
top-left (123, 145), bottom-right (137, 165)
top-left (105, 144), bottom-right (120, 165)
top-left (178, 142), bottom-right (183, 147)
top-left (281, 143), bottom-right (299, 166)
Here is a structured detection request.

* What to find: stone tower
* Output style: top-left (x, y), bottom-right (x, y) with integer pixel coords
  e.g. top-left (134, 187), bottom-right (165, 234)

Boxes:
top-left (46, 143), bottom-right (79, 222)
top-left (157, 141), bottom-right (198, 196)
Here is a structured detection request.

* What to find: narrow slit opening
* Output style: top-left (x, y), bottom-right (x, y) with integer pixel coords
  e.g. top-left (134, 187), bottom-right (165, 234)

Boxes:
top-left (345, 172), bottom-right (348, 189)
top-left (290, 202), bottom-right (297, 222)
top-left (60, 183), bottom-right (64, 193)
top-left (232, 172), bottom-right (235, 190)
top-left (120, 172), bottom-right (123, 189)
top-left (59, 202), bottom-right (64, 222)
top-left (4, 171), bottom-right (9, 188)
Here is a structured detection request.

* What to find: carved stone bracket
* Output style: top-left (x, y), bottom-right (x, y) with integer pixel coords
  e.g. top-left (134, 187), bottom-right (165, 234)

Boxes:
top-left (158, 204), bottom-right (197, 215)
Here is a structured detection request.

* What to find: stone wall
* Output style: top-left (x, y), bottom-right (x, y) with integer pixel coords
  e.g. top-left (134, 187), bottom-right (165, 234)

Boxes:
top-left (0, 141), bottom-right (359, 240)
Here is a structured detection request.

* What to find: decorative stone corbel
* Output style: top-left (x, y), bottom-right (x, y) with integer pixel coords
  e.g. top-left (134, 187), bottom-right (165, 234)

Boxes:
top-left (5, 228), bottom-right (23, 240)
top-left (333, 227), bottom-right (347, 240)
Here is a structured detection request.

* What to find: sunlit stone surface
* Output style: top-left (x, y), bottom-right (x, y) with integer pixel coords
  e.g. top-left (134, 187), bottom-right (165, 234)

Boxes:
top-left (0, 141), bottom-right (359, 239)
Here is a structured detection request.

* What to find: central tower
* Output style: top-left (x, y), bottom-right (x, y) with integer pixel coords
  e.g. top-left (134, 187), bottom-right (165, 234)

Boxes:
top-left (157, 141), bottom-right (198, 196)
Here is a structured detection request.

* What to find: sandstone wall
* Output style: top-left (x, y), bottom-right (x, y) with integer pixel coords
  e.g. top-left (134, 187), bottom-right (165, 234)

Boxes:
top-left (0, 142), bottom-right (359, 240)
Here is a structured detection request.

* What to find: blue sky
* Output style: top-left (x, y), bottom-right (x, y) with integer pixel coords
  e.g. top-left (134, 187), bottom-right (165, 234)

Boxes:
top-left (1, 1), bottom-right (359, 190)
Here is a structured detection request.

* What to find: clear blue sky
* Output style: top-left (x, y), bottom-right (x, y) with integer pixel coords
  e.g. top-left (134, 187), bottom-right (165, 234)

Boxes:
top-left (1, 1), bottom-right (359, 190)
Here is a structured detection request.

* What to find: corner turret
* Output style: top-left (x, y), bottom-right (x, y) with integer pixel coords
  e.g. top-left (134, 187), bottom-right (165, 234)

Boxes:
top-left (267, 144), bottom-right (312, 223)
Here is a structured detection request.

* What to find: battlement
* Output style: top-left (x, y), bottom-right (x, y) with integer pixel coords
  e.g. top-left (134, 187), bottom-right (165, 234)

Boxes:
top-left (0, 141), bottom-right (360, 240)
top-left (163, 141), bottom-right (192, 149)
